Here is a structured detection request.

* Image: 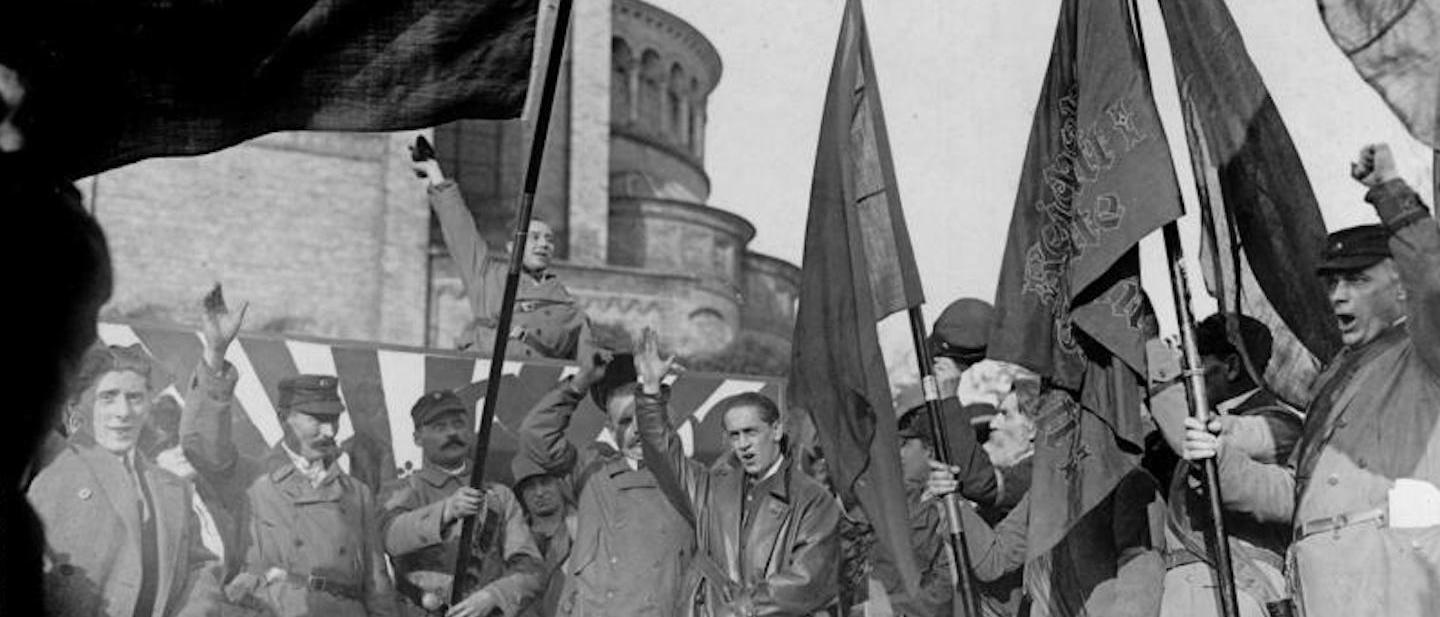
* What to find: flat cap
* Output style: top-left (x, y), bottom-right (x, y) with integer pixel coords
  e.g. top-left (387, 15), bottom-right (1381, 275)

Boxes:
top-left (410, 390), bottom-right (468, 427)
top-left (1316, 224), bottom-right (1392, 275)
top-left (277, 374), bottom-right (344, 416)
top-left (929, 298), bottom-right (994, 364)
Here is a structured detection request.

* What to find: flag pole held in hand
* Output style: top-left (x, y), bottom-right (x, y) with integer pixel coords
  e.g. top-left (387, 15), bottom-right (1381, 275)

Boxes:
top-left (450, 0), bottom-right (577, 608)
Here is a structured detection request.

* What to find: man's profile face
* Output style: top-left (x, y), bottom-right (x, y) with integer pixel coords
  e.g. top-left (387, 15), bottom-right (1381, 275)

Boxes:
top-left (91, 370), bottom-right (152, 454)
top-left (1324, 259), bottom-right (1403, 347)
top-left (520, 476), bottom-right (564, 518)
top-left (415, 409), bottom-right (473, 468)
top-left (724, 405), bottom-right (783, 476)
top-left (605, 389), bottom-right (642, 460)
top-left (510, 221), bottom-right (556, 272)
top-left (984, 395), bottom-right (1036, 469)
top-left (283, 410), bottom-right (340, 462)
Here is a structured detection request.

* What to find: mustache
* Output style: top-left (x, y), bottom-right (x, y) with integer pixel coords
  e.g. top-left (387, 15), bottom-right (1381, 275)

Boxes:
top-left (442, 437), bottom-right (469, 449)
top-left (311, 437), bottom-right (337, 449)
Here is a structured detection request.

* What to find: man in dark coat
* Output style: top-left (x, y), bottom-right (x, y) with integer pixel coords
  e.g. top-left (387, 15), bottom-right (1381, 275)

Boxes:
top-left (634, 329), bottom-right (840, 617)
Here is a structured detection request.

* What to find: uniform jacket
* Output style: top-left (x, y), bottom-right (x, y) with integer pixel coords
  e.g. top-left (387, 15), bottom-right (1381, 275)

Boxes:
top-left (381, 469), bottom-right (543, 615)
top-left (180, 363), bottom-right (397, 616)
top-left (229, 447), bottom-right (398, 616)
top-left (29, 437), bottom-right (222, 617)
top-left (517, 383), bottom-right (695, 617)
top-left (1214, 181), bottom-right (1440, 617)
top-left (429, 181), bottom-right (591, 360)
top-left (634, 388), bottom-right (840, 617)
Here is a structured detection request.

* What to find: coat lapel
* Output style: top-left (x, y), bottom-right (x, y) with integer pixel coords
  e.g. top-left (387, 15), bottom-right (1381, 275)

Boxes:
top-left (73, 442), bottom-right (142, 549)
top-left (748, 465), bottom-right (793, 580)
top-left (711, 465), bottom-right (744, 581)
top-left (143, 460), bottom-right (188, 615)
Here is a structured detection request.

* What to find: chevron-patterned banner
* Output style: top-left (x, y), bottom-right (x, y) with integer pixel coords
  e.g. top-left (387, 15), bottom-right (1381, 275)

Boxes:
top-left (99, 321), bottom-right (784, 492)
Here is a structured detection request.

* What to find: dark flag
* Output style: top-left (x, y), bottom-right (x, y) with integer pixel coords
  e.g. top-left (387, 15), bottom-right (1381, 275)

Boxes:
top-left (1318, 0), bottom-right (1440, 149)
top-left (6, 0), bottom-right (541, 179)
top-left (790, 0), bottom-right (926, 597)
top-left (1159, 0), bottom-right (1342, 408)
top-left (988, 0), bottom-right (1179, 613)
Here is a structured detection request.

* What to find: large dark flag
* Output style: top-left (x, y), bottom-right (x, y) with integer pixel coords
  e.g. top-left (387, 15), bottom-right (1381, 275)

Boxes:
top-left (1318, 0), bottom-right (1440, 149)
top-left (7, 0), bottom-right (541, 179)
top-left (790, 0), bottom-right (926, 597)
top-left (1159, 0), bottom-right (1342, 408)
top-left (989, 0), bottom-right (1179, 612)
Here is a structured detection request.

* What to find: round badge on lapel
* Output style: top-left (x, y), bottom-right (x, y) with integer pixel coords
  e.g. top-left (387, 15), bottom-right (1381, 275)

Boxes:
top-left (78, 488), bottom-right (93, 500)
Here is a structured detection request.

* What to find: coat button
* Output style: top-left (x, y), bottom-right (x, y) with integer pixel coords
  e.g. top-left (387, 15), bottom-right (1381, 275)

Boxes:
top-left (1327, 475), bottom-right (1339, 486)
top-left (294, 539), bottom-right (305, 548)
top-left (1356, 459), bottom-right (1368, 469)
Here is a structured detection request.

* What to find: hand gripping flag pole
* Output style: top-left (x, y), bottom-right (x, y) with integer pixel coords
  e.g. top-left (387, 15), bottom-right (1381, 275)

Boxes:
top-left (1129, 1), bottom-right (1240, 614)
top-left (450, 0), bottom-right (576, 607)
top-left (910, 307), bottom-right (983, 617)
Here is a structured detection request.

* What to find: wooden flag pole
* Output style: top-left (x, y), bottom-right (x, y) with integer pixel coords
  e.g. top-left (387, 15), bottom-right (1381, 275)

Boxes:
top-left (908, 306), bottom-right (982, 617)
top-left (1129, 2), bottom-right (1239, 616)
top-left (450, 0), bottom-right (576, 607)
top-left (1159, 223), bottom-right (1242, 617)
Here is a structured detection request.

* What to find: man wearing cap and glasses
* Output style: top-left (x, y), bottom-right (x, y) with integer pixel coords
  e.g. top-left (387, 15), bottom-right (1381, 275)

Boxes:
top-left (198, 372), bottom-right (397, 617)
top-left (1184, 143), bottom-right (1440, 617)
top-left (381, 390), bottom-right (543, 617)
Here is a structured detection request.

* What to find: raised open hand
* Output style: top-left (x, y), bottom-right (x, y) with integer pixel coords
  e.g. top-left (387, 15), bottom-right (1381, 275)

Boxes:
top-left (201, 283), bottom-right (248, 370)
top-left (634, 327), bottom-right (680, 394)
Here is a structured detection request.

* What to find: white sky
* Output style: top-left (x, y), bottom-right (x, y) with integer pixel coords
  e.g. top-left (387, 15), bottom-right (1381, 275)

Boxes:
top-left (649, 0), bottom-right (1433, 371)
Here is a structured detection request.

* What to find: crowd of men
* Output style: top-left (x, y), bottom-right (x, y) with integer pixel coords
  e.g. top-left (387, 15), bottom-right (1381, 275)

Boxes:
top-left (7, 68), bottom-right (1438, 616)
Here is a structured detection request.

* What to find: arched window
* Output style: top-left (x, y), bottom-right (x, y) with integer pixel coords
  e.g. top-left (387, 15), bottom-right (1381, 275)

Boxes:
top-left (687, 77), bottom-right (701, 149)
top-left (668, 63), bottom-right (687, 143)
top-left (639, 49), bottom-right (663, 133)
top-left (611, 38), bottom-right (635, 124)
top-left (691, 96), bottom-right (707, 157)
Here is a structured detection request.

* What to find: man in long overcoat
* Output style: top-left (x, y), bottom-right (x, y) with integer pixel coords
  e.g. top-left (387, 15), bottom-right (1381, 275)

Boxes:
top-left (1185, 143), bottom-right (1440, 617)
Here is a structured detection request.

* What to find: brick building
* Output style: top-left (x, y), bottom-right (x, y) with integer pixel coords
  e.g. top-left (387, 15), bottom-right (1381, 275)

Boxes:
top-left (83, 0), bottom-right (799, 362)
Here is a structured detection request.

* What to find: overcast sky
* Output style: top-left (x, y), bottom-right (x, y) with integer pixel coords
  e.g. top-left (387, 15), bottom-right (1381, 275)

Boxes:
top-left (648, 0), bottom-right (1433, 369)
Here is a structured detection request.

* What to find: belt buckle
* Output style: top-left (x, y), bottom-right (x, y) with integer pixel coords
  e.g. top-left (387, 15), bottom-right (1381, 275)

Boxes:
top-left (307, 575), bottom-right (328, 592)
top-left (1332, 513), bottom-right (1348, 539)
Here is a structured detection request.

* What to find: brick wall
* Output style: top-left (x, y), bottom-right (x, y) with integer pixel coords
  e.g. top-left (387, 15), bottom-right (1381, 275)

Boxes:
top-left (85, 131), bottom-right (431, 346)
